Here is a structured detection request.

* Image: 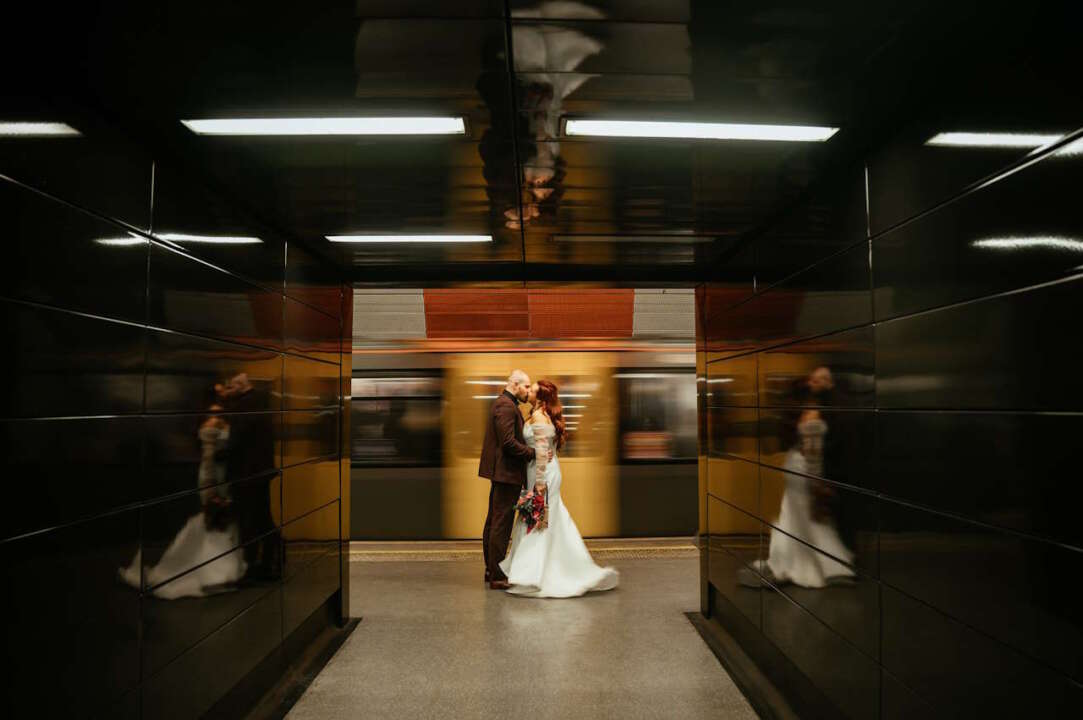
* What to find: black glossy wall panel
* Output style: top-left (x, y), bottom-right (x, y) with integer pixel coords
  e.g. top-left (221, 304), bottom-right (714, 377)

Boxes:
top-left (876, 277), bottom-right (1083, 411)
top-left (282, 500), bottom-right (340, 579)
top-left (2, 299), bottom-right (145, 417)
top-left (142, 540), bottom-right (281, 676)
top-left (705, 353), bottom-right (757, 406)
top-left (150, 165), bottom-right (287, 290)
top-left (706, 453), bottom-right (758, 516)
top-left (881, 585), bottom-right (1083, 717)
top-left (706, 406), bottom-right (758, 461)
top-left (757, 242), bottom-right (872, 346)
top-left (0, 510), bottom-right (141, 717)
top-left (699, 122), bottom-right (1083, 715)
top-left (141, 473), bottom-right (282, 587)
top-left (284, 355), bottom-right (341, 409)
top-left (1, 416), bottom-right (143, 540)
top-left (757, 327), bottom-right (875, 409)
top-left (760, 466), bottom-right (878, 578)
top-left (880, 499), bottom-right (1081, 680)
top-left (283, 410), bottom-right (340, 467)
top-left (143, 588), bottom-right (283, 720)
top-left (283, 460), bottom-right (340, 523)
top-left (145, 329), bottom-right (282, 413)
top-left (3, 118), bottom-right (344, 718)
top-left (759, 408), bottom-right (874, 491)
top-left (283, 548), bottom-right (340, 637)
top-left (284, 298), bottom-right (340, 363)
top-left (144, 412), bottom-right (280, 500)
top-left (872, 142), bottom-right (1083, 321)
top-left (2, 178), bottom-right (147, 322)
top-left (762, 583), bottom-right (880, 720)
top-left (148, 242), bottom-right (284, 351)
top-left (877, 411), bottom-right (1083, 545)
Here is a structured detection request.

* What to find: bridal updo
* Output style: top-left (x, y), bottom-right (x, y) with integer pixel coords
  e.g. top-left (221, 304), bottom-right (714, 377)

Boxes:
top-left (534, 379), bottom-right (566, 449)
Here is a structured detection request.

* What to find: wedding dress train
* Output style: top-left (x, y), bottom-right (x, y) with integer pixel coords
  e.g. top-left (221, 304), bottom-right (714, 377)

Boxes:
top-left (499, 422), bottom-right (619, 598)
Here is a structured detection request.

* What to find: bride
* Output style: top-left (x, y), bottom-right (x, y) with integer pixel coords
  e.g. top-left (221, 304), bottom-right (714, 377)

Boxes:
top-left (499, 379), bottom-right (619, 598)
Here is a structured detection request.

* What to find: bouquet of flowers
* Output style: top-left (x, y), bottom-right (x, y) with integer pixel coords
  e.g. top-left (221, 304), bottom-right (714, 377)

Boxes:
top-left (515, 486), bottom-right (548, 534)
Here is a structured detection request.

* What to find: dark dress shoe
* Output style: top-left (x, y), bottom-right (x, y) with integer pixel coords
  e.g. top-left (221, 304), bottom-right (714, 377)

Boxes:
top-left (489, 580), bottom-right (511, 590)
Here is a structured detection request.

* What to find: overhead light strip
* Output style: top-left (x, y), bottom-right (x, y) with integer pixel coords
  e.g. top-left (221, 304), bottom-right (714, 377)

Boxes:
top-left (0, 121), bottom-right (81, 137)
top-left (181, 117), bottom-right (465, 136)
top-left (327, 235), bottom-right (491, 243)
top-left (96, 232), bottom-right (262, 246)
top-left (925, 131), bottom-right (1063, 149)
top-left (564, 119), bottom-right (838, 142)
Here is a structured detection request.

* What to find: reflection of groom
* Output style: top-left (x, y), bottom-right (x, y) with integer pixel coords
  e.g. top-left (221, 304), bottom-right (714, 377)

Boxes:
top-left (479, 370), bottom-right (537, 589)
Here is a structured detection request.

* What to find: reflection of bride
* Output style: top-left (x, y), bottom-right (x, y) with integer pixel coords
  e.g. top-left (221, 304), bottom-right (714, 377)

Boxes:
top-left (756, 383), bottom-right (855, 588)
top-left (119, 406), bottom-right (247, 598)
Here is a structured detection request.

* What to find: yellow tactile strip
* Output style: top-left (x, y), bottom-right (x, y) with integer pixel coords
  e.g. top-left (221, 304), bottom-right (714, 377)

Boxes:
top-left (349, 538), bottom-right (698, 562)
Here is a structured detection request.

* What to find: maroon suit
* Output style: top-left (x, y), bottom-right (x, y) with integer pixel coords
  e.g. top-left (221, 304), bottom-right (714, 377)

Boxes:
top-left (479, 389), bottom-right (536, 581)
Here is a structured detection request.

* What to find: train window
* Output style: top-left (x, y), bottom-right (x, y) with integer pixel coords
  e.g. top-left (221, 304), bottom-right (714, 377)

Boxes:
top-left (616, 370), bottom-right (698, 461)
top-left (350, 373), bottom-right (443, 467)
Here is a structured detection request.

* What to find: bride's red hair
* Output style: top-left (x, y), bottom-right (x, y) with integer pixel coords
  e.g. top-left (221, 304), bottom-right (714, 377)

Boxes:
top-left (534, 379), bottom-right (566, 449)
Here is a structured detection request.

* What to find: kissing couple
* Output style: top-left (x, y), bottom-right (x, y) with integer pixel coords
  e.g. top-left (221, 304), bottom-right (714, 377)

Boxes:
top-left (479, 370), bottom-right (619, 598)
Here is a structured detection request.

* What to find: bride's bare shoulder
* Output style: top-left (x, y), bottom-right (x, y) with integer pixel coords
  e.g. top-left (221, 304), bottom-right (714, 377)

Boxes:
top-left (530, 408), bottom-right (553, 425)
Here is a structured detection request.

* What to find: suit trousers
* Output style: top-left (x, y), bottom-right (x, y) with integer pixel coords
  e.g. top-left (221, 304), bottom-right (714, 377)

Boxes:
top-left (482, 480), bottom-right (522, 581)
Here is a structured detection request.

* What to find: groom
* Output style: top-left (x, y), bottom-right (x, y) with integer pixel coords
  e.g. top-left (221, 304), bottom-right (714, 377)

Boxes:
top-left (479, 369), bottom-right (538, 589)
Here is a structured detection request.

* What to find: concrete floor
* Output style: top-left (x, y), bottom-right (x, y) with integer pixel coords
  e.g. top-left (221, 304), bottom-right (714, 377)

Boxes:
top-left (287, 555), bottom-right (757, 720)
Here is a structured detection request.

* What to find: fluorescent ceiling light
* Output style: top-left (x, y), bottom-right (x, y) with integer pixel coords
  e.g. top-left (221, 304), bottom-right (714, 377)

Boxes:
top-left (564, 119), bottom-right (838, 142)
top-left (925, 131), bottom-right (1063, 149)
top-left (972, 235), bottom-right (1083, 252)
top-left (472, 395), bottom-right (499, 400)
top-left (181, 117), bottom-right (465, 136)
top-left (707, 378), bottom-right (733, 384)
top-left (96, 234), bottom-right (147, 246)
top-left (158, 233), bottom-right (263, 244)
top-left (464, 380), bottom-right (506, 386)
top-left (554, 234), bottom-right (714, 243)
top-left (97, 232), bottom-right (261, 246)
top-left (0, 121), bottom-right (81, 137)
top-left (327, 234), bottom-right (491, 243)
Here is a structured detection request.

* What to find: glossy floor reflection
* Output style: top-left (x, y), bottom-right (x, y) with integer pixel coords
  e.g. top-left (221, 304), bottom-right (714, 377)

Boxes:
top-left (287, 554), bottom-right (755, 720)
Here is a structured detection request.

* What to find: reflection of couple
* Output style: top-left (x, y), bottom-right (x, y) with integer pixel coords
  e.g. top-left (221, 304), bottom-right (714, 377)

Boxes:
top-left (120, 373), bottom-right (273, 598)
top-left (480, 370), bottom-right (618, 597)
top-left (754, 367), bottom-right (855, 588)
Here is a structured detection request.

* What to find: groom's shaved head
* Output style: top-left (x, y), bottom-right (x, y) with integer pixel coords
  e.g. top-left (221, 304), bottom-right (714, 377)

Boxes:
top-left (506, 369), bottom-right (531, 401)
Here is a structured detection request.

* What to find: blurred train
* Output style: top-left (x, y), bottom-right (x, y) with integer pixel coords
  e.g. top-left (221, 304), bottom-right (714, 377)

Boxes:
top-left (349, 347), bottom-right (697, 539)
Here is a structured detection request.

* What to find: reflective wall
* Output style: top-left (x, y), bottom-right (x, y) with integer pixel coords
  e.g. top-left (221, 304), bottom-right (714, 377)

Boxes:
top-left (697, 30), bottom-right (1083, 716)
top-left (0, 115), bottom-right (347, 717)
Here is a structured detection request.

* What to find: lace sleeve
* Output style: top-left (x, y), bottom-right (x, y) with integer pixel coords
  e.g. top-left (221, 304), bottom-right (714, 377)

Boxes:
top-left (533, 432), bottom-right (549, 487)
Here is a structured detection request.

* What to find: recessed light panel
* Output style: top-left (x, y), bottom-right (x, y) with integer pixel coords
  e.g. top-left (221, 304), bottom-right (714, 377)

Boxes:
top-left (0, 122), bottom-right (81, 137)
top-left (181, 117), bottom-right (465, 136)
top-left (327, 234), bottom-right (491, 243)
top-left (564, 119), bottom-right (838, 142)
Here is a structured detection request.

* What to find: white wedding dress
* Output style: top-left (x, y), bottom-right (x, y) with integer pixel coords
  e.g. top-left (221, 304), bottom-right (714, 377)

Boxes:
top-left (761, 417), bottom-right (855, 588)
top-left (499, 422), bottom-right (619, 598)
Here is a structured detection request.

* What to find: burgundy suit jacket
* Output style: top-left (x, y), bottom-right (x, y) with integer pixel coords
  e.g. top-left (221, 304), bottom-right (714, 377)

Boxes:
top-left (478, 391), bottom-right (535, 486)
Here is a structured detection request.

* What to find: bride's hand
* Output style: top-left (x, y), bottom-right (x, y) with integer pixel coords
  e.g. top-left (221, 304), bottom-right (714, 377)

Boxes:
top-left (534, 482), bottom-right (547, 493)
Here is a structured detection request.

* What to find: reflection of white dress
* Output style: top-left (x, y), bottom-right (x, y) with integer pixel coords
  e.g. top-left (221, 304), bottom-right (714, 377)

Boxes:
top-left (118, 424), bottom-right (246, 598)
top-left (763, 418), bottom-right (855, 588)
top-left (499, 423), bottom-right (619, 598)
